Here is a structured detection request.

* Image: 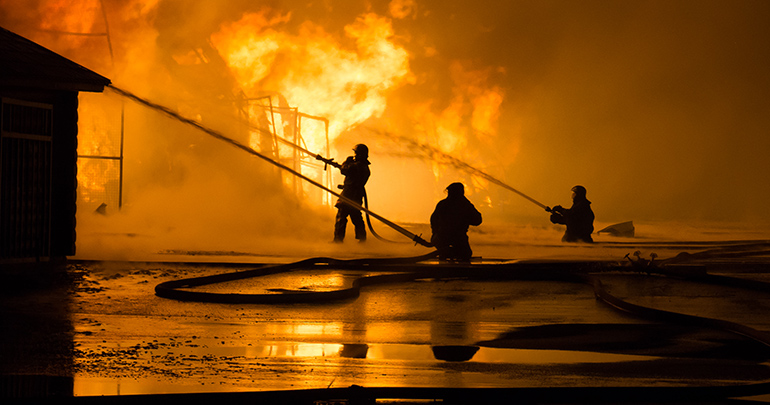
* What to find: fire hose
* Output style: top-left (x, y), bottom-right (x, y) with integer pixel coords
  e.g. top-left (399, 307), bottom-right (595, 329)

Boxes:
top-left (364, 190), bottom-right (406, 244)
top-left (105, 86), bottom-right (770, 400)
top-left (107, 85), bottom-right (432, 248)
top-left (154, 244), bottom-right (770, 402)
top-left (316, 155), bottom-right (409, 244)
top-left (153, 246), bottom-right (770, 403)
top-left (148, 221), bottom-right (770, 402)
top-left (110, 85), bottom-right (551, 245)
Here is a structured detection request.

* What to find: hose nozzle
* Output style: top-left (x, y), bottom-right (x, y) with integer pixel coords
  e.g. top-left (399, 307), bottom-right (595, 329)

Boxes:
top-left (316, 154), bottom-right (340, 170)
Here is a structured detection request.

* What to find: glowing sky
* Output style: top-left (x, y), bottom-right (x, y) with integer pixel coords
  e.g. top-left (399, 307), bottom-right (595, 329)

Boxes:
top-left (2, 0), bottom-right (769, 242)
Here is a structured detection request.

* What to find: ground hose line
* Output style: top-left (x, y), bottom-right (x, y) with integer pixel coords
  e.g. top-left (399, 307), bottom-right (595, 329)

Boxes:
top-left (154, 251), bottom-right (439, 304)
top-left (154, 253), bottom-right (770, 352)
top-left (153, 252), bottom-right (770, 401)
top-left (363, 190), bottom-right (406, 244)
top-left (582, 272), bottom-right (770, 348)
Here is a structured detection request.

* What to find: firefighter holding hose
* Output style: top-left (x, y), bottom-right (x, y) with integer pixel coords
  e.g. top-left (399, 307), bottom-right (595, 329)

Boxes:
top-left (330, 144), bottom-right (371, 243)
top-left (548, 185), bottom-right (595, 243)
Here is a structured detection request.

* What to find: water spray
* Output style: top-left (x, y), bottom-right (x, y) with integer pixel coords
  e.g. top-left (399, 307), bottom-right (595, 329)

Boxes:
top-left (362, 126), bottom-right (551, 212)
top-left (106, 85), bottom-right (432, 248)
top-left (236, 118), bottom-right (399, 242)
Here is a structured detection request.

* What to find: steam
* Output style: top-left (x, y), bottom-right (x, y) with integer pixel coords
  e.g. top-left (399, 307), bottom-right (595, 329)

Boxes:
top-left (2, 0), bottom-right (769, 261)
top-left (361, 126), bottom-right (548, 210)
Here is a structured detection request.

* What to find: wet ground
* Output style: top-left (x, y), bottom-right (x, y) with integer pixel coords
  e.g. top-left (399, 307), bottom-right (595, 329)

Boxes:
top-left (3, 230), bottom-right (770, 403)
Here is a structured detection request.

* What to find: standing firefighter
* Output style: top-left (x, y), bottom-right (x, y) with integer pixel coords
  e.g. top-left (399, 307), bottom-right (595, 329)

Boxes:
top-left (430, 183), bottom-right (483, 263)
top-left (333, 144), bottom-right (371, 243)
top-left (548, 185), bottom-right (595, 243)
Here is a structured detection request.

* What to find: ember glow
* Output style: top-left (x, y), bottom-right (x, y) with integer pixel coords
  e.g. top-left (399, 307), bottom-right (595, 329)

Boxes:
top-left (2, 0), bottom-right (770, 257)
top-left (210, 9), bottom-right (412, 147)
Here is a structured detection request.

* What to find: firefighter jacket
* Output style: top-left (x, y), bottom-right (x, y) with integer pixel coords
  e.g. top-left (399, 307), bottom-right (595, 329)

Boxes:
top-left (430, 194), bottom-right (483, 245)
top-left (550, 197), bottom-right (594, 242)
top-left (336, 156), bottom-right (370, 208)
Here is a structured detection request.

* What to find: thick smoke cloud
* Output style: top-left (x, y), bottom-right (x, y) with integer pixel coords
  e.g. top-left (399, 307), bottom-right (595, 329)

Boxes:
top-left (377, 0), bottom-right (770, 225)
top-left (489, 0), bottom-right (770, 224)
top-left (2, 0), bottom-right (769, 260)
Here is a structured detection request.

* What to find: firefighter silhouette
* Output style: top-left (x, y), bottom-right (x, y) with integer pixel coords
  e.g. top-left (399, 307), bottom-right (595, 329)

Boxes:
top-left (548, 185), bottom-right (595, 243)
top-left (430, 182), bottom-right (483, 262)
top-left (333, 144), bottom-right (371, 243)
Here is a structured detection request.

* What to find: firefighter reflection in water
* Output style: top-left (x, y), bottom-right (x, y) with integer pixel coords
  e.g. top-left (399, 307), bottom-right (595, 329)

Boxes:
top-left (547, 185), bottom-right (595, 243)
top-left (430, 182), bottom-right (483, 263)
top-left (333, 144), bottom-right (371, 243)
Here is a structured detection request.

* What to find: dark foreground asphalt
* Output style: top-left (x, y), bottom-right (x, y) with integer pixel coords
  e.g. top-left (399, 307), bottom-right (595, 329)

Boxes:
top-left (3, 239), bottom-right (770, 404)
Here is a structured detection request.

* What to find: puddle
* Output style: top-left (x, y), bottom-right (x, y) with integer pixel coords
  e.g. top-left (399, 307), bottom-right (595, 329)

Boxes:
top-left (72, 341), bottom-right (654, 396)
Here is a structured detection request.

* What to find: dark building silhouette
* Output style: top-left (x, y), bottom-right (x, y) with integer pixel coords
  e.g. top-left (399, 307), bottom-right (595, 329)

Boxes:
top-left (0, 26), bottom-right (110, 262)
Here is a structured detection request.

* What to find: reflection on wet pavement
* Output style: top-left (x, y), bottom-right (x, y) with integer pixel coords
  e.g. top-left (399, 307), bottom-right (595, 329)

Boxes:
top-left (4, 246), bottom-right (770, 401)
top-left (72, 339), bottom-right (663, 396)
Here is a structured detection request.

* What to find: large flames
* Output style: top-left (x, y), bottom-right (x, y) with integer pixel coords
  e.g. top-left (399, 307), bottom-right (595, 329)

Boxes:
top-left (3, 0), bottom-right (507, 218)
top-left (411, 61), bottom-right (506, 195)
top-left (210, 9), bottom-right (413, 150)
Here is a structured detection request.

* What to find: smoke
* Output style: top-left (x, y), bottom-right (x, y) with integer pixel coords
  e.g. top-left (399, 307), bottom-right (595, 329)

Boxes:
top-left (2, 0), bottom-right (769, 260)
top-left (374, 0), bottom-right (770, 227)
top-left (465, 0), bottom-right (770, 225)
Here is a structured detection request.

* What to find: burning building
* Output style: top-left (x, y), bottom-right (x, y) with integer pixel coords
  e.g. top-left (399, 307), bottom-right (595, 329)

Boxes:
top-left (1, 0), bottom-right (767, 261)
top-left (0, 26), bottom-right (110, 262)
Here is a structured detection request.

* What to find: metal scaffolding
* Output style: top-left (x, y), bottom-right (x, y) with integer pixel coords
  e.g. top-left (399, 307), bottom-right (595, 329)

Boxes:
top-left (241, 95), bottom-right (333, 206)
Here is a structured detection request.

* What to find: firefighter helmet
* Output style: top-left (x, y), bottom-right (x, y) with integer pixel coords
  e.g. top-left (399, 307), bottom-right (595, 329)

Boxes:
top-left (571, 185), bottom-right (587, 197)
top-left (353, 143), bottom-right (369, 157)
top-left (446, 182), bottom-right (464, 196)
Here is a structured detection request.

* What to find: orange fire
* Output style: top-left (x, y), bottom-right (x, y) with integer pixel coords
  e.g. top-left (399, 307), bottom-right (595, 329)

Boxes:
top-left (10, 0), bottom-right (510, 214)
top-left (408, 61), bottom-right (507, 194)
top-left (210, 6), bottom-right (507, 202)
top-left (38, 0), bottom-right (101, 36)
top-left (19, 0), bottom-right (122, 210)
top-left (210, 9), bottom-right (413, 152)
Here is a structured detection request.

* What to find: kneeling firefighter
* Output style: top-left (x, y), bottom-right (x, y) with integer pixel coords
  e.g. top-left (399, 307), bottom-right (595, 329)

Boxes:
top-left (331, 144), bottom-right (371, 243)
top-left (430, 182), bottom-right (483, 263)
